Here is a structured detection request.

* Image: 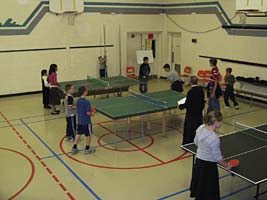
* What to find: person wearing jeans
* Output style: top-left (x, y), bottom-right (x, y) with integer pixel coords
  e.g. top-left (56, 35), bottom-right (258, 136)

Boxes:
top-left (207, 58), bottom-right (221, 113)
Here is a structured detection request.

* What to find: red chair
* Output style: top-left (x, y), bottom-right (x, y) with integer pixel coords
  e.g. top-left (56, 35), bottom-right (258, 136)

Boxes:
top-left (126, 66), bottom-right (138, 79)
top-left (180, 66), bottom-right (191, 78)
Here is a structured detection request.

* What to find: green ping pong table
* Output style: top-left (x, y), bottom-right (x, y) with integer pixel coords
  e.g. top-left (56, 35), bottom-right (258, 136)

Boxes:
top-left (91, 90), bottom-right (185, 148)
top-left (59, 76), bottom-right (141, 98)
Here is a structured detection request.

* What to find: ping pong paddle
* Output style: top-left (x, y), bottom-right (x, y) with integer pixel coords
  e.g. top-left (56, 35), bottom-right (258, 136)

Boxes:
top-left (91, 106), bottom-right (96, 113)
top-left (228, 159), bottom-right (240, 168)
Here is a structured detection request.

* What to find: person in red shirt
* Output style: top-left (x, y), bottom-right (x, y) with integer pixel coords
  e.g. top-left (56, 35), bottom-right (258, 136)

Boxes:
top-left (48, 64), bottom-right (60, 115)
top-left (207, 58), bottom-right (222, 113)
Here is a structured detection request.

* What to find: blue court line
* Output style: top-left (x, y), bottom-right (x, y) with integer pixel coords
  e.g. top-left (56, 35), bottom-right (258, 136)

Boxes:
top-left (20, 119), bottom-right (102, 200)
top-left (157, 173), bottom-right (231, 200)
top-left (221, 184), bottom-right (254, 199)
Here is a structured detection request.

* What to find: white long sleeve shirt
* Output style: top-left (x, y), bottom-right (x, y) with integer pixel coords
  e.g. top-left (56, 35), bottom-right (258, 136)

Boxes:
top-left (195, 124), bottom-right (223, 162)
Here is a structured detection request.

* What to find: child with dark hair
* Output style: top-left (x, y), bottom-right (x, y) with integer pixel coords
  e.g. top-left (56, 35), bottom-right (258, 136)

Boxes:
top-left (163, 64), bottom-right (184, 92)
top-left (72, 86), bottom-right (96, 154)
top-left (41, 69), bottom-right (51, 109)
top-left (65, 84), bottom-right (76, 141)
top-left (224, 68), bottom-right (239, 109)
top-left (190, 111), bottom-right (231, 200)
top-left (98, 55), bottom-right (107, 78)
top-left (48, 64), bottom-right (60, 115)
top-left (139, 57), bottom-right (151, 93)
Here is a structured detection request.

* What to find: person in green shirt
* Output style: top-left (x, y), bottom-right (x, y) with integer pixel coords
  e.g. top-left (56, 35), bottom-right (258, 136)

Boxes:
top-left (224, 68), bottom-right (239, 109)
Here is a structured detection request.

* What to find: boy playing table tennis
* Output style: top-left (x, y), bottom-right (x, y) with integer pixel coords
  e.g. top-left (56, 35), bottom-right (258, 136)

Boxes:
top-left (72, 86), bottom-right (96, 154)
top-left (190, 111), bottom-right (231, 200)
top-left (139, 57), bottom-right (151, 93)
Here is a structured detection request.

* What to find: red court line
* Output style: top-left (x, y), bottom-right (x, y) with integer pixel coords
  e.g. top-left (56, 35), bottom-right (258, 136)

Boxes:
top-left (60, 134), bottom-right (191, 170)
top-left (97, 132), bottom-right (154, 152)
top-left (59, 183), bottom-right (67, 191)
top-left (0, 148), bottom-right (35, 200)
top-left (67, 192), bottom-right (76, 200)
top-left (40, 161), bottom-right (47, 167)
top-left (0, 112), bottom-right (76, 200)
top-left (46, 167), bottom-right (53, 174)
top-left (52, 175), bottom-right (60, 182)
top-left (97, 123), bottom-right (165, 164)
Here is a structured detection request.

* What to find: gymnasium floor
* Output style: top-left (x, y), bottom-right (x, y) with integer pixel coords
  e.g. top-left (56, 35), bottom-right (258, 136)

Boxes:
top-left (1, 78), bottom-right (267, 200)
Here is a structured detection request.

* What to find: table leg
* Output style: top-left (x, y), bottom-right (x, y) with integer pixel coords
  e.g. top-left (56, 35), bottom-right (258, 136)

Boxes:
top-left (141, 118), bottom-right (144, 138)
top-left (114, 120), bottom-right (117, 150)
top-left (162, 111), bottom-right (167, 137)
top-left (127, 117), bottom-right (131, 139)
top-left (255, 184), bottom-right (259, 200)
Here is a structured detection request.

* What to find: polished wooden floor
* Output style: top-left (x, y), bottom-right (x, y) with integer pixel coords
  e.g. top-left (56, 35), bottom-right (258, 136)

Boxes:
top-left (1, 79), bottom-right (266, 200)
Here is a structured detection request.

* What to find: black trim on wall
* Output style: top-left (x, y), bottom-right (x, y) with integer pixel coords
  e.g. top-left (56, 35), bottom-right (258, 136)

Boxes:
top-left (0, 47), bottom-right (66, 53)
top-left (199, 55), bottom-right (267, 68)
top-left (0, 91), bottom-right (41, 98)
top-left (70, 45), bottom-right (114, 49)
top-left (0, 45), bottom-right (115, 54)
top-left (222, 25), bottom-right (267, 30)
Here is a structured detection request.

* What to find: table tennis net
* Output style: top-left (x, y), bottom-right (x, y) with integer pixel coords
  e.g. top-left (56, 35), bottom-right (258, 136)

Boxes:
top-left (234, 122), bottom-right (267, 142)
top-left (129, 91), bottom-right (168, 108)
top-left (87, 75), bottom-right (110, 87)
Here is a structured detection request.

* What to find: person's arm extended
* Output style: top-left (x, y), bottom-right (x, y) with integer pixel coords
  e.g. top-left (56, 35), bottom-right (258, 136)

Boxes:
top-left (179, 91), bottom-right (191, 110)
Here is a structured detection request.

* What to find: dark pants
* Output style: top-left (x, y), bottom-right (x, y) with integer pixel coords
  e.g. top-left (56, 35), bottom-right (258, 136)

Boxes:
top-left (171, 80), bottom-right (184, 92)
top-left (139, 77), bottom-right (148, 93)
top-left (66, 116), bottom-right (76, 138)
top-left (224, 87), bottom-right (238, 107)
top-left (100, 69), bottom-right (107, 78)
top-left (182, 117), bottom-right (203, 145)
top-left (190, 158), bottom-right (220, 200)
top-left (42, 87), bottom-right (50, 106)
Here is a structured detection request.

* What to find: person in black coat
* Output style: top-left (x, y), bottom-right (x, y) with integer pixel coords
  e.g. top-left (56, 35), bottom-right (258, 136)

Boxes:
top-left (138, 57), bottom-right (151, 93)
top-left (179, 76), bottom-right (205, 144)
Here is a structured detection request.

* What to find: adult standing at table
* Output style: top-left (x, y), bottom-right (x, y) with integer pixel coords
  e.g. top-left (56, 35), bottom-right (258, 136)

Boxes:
top-left (207, 58), bottom-right (222, 113)
top-left (163, 64), bottom-right (184, 92)
top-left (190, 111), bottom-right (231, 200)
top-left (179, 76), bottom-right (205, 144)
top-left (98, 55), bottom-right (107, 78)
top-left (139, 57), bottom-right (151, 93)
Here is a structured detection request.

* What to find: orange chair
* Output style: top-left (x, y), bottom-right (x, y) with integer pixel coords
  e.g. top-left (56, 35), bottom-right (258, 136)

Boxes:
top-left (126, 66), bottom-right (138, 79)
top-left (180, 66), bottom-right (191, 78)
top-left (180, 66), bottom-right (192, 84)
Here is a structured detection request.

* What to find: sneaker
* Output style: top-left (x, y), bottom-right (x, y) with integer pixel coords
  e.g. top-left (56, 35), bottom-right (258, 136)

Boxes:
top-left (51, 111), bottom-right (59, 115)
top-left (225, 106), bottom-right (230, 109)
top-left (84, 148), bottom-right (96, 154)
top-left (72, 148), bottom-right (79, 154)
top-left (235, 105), bottom-right (239, 110)
top-left (65, 137), bottom-right (72, 141)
